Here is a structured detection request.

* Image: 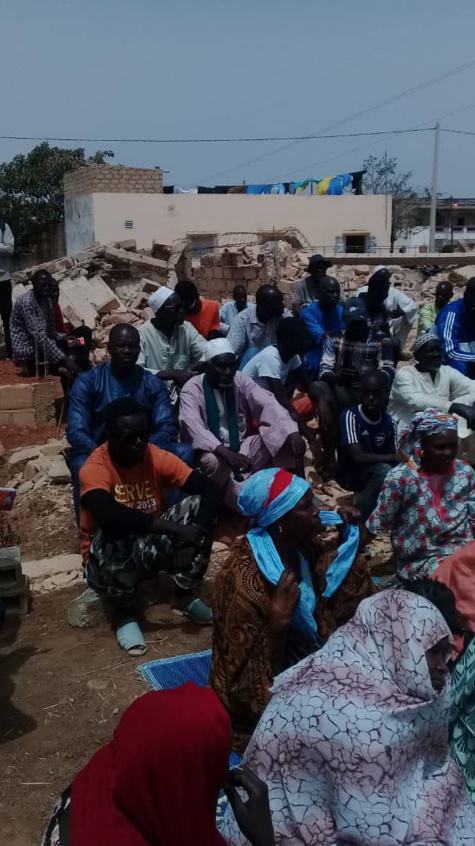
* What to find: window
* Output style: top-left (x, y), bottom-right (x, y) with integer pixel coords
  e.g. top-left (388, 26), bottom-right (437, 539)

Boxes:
top-left (189, 234), bottom-right (216, 260)
top-left (124, 220), bottom-right (134, 230)
top-left (344, 234), bottom-right (367, 253)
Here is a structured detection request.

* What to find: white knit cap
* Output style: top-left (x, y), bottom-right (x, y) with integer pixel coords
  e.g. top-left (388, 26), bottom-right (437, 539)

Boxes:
top-left (371, 265), bottom-right (389, 275)
top-left (204, 338), bottom-right (235, 361)
top-left (149, 287), bottom-right (174, 313)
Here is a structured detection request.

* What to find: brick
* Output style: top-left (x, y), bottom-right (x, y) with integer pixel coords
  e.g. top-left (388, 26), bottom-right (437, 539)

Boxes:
top-left (8, 446), bottom-right (42, 467)
top-left (141, 278), bottom-right (159, 294)
top-left (0, 409), bottom-right (35, 425)
top-left (130, 293), bottom-right (149, 311)
top-left (96, 296), bottom-right (121, 314)
top-left (104, 246), bottom-right (168, 275)
top-left (115, 239), bottom-right (137, 252)
top-left (0, 384), bottom-right (34, 411)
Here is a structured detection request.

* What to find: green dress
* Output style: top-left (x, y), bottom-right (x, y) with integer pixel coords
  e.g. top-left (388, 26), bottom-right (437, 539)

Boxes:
top-left (451, 636), bottom-right (475, 800)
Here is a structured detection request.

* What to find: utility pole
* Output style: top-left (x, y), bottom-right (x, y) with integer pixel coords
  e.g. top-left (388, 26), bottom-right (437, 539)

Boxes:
top-left (429, 123), bottom-right (440, 253)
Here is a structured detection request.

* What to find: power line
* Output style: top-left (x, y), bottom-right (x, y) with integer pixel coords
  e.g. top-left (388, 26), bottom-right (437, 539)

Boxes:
top-left (0, 128), bottom-right (434, 145)
top-left (196, 56), bottom-right (475, 184)
top-left (442, 128), bottom-right (475, 137)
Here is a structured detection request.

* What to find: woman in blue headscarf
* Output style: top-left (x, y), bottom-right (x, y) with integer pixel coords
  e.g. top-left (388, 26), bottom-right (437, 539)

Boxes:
top-left (210, 468), bottom-right (375, 753)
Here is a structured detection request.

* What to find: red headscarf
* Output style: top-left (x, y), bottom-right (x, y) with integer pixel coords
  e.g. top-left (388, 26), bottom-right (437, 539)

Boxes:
top-left (71, 684), bottom-right (229, 846)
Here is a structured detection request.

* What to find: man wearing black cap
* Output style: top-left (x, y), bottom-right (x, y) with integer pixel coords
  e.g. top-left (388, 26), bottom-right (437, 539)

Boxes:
top-left (292, 254), bottom-right (339, 316)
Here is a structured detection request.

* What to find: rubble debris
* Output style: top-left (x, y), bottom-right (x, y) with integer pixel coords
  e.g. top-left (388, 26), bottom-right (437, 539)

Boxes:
top-left (7, 438), bottom-right (70, 489)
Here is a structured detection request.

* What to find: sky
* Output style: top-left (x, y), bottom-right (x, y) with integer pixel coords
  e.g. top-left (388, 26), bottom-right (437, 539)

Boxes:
top-left (2, 0), bottom-right (475, 195)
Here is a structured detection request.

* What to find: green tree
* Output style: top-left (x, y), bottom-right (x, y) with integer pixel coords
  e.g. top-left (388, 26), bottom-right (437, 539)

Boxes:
top-left (363, 153), bottom-right (417, 249)
top-left (0, 142), bottom-right (114, 255)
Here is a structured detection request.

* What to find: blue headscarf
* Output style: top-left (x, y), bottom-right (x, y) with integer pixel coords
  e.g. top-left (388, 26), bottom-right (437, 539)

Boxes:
top-left (238, 469), bottom-right (360, 642)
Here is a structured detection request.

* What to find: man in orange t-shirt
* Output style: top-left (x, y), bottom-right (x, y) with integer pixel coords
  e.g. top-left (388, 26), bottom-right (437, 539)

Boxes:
top-left (175, 280), bottom-right (221, 340)
top-left (79, 397), bottom-right (223, 654)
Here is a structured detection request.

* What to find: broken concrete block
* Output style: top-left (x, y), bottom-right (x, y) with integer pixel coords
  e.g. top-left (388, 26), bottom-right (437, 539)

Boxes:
top-left (40, 440), bottom-right (67, 457)
top-left (151, 240), bottom-right (174, 262)
top-left (48, 457), bottom-right (71, 484)
top-left (17, 480), bottom-right (34, 495)
top-left (68, 588), bottom-right (104, 628)
top-left (104, 246), bottom-right (168, 278)
top-left (8, 445), bottom-right (42, 467)
top-left (130, 293), bottom-right (149, 311)
top-left (33, 475), bottom-right (49, 490)
top-left (62, 305), bottom-right (84, 329)
top-left (23, 554), bottom-right (82, 586)
top-left (60, 278), bottom-right (98, 329)
top-left (141, 278), bottom-right (159, 294)
top-left (114, 239), bottom-right (137, 252)
top-left (23, 459), bottom-right (47, 482)
top-left (96, 296), bottom-right (121, 314)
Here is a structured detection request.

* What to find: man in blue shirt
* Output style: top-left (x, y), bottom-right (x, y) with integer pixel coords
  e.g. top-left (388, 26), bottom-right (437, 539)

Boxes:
top-left (219, 284), bottom-right (248, 333)
top-left (337, 370), bottom-right (398, 520)
top-left (301, 278), bottom-right (345, 378)
top-left (67, 324), bottom-right (192, 520)
top-left (435, 279), bottom-right (475, 378)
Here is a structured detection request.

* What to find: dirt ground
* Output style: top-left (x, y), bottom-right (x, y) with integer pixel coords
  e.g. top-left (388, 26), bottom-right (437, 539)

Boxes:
top-left (0, 584), bottom-right (213, 845)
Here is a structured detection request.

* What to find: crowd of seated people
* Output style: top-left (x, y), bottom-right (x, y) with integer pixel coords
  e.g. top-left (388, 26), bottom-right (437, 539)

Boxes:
top-left (18, 253), bottom-right (475, 845)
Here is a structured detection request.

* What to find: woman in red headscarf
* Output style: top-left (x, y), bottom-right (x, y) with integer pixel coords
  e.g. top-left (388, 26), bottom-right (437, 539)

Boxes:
top-left (41, 684), bottom-right (275, 846)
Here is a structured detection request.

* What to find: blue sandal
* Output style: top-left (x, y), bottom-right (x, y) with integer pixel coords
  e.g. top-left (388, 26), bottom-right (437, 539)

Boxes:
top-left (183, 598), bottom-right (213, 626)
top-left (116, 620), bottom-right (147, 656)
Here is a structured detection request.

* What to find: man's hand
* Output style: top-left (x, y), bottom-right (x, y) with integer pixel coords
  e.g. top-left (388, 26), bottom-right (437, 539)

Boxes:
top-left (60, 356), bottom-right (81, 378)
top-left (215, 445), bottom-right (252, 473)
top-left (338, 505), bottom-right (362, 525)
top-left (224, 767), bottom-right (275, 846)
top-left (173, 523), bottom-right (207, 547)
top-left (172, 369), bottom-right (194, 387)
top-left (269, 569), bottom-right (300, 632)
top-left (285, 432), bottom-right (306, 459)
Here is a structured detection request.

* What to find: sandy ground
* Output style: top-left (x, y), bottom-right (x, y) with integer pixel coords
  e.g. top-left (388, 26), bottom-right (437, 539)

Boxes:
top-left (0, 584), bottom-right (213, 845)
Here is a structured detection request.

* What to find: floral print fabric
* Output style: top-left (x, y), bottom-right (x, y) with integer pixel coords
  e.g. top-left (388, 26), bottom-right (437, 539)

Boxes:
top-left (221, 591), bottom-right (475, 845)
top-left (367, 459), bottom-right (475, 578)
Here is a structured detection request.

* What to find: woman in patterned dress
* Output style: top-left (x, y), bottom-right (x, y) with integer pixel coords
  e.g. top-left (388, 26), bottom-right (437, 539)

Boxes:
top-left (366, 408), bottom-right (475, 580)
top-left (222, 590), bottom-right (475, 845)
top-left (210, 468), bottom-right (375, 754)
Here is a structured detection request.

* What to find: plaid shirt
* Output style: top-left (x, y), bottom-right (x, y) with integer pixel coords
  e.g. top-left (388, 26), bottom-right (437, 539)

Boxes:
top-left (10, 290), bottom-right (66, 364)
top-left (319, 329), bottom-right (395, 387)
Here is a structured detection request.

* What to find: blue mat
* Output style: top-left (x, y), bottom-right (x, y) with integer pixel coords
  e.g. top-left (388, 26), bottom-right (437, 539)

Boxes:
top-left (138, 649), bottom-right (242, 774)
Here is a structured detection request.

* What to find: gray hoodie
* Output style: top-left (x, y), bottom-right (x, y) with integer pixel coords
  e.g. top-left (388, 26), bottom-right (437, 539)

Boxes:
top-left (0, 222), bottom-right (14, 282)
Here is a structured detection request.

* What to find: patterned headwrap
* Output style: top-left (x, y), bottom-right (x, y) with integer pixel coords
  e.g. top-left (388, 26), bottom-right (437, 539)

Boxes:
top-left (413, 332), bottom-right (440, 354)
top-left (238, 468), bottom-right (310, 528)
top-left (397, 407), bottom-right (458, 469)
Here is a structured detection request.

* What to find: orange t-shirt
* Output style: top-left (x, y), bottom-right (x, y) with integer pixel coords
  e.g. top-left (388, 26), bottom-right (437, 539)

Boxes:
top-left (79, 443), bottom-right (192, 562)
top-left (186, 298), bottom-right (220, 339)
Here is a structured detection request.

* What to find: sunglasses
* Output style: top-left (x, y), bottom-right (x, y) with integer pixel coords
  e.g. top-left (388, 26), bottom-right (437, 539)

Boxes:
top-left (120, 431), bottom-right (150, 445)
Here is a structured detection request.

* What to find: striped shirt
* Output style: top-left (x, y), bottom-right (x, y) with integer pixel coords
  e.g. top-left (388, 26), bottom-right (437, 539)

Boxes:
top-left (319, 330), bottom-right (395, 387)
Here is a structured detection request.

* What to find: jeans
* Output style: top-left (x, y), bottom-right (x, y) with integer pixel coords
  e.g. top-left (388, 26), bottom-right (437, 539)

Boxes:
top-left (354, 463), bottom-right (393, 521)
top-left (0, 280), bottom-right (12, 358)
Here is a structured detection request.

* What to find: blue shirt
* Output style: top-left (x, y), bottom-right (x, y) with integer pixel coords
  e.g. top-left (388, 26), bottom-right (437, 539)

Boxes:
top-left (67, 362), bottom-right (179, 457)
top-left (219, 300), bottom-right (249, 331)
top-left (301, 302), bottom-right (345, 377)
top-left (435, 298), bottom-right (475, 377)
top-left (338, 404), bottom-right (396, 482)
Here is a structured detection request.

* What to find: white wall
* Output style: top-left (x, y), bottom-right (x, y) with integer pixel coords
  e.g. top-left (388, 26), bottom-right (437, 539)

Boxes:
top-left (88, 192), bottom-right (391, 253)
top-left (64, 195), bottom-right (95, 254)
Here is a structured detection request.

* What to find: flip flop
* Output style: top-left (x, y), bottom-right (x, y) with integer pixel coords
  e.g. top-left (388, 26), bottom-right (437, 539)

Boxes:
top-left (182, 598), bottom-right (213, 626)
top-left (116, 621), bottom-right (147, 656)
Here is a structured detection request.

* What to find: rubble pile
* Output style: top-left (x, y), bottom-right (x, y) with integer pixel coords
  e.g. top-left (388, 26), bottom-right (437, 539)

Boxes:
top-left (11, 236), bottom-right (475, 364)
top-left (6, 438), bottom-right (71, 493)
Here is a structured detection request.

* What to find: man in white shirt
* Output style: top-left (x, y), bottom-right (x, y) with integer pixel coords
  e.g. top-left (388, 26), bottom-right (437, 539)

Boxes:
top-left (137, 287), bottom-right (206, 397)
top-left (358, 265), bottom-right (417, 352)
top-left (389, 333), bottom-right (475, 459)
top-left (227, 284), bottom-right (291, 365)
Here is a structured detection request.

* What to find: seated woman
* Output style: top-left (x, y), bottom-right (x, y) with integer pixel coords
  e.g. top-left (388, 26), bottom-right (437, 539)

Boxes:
top-left (366, 408), bottom-right (475, 581)
top-left (42, 683), bottom-right (275, 846)
top-left (222, 590), bottom-right (475, 845)
top-left (210, 468), bottom-right (375, 754)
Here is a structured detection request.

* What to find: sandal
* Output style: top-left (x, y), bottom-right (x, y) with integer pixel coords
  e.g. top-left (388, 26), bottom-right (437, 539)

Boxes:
top-left (116, 620), bottom-right (147, 656)
top-left (182, 598), bottom-right (212, 626)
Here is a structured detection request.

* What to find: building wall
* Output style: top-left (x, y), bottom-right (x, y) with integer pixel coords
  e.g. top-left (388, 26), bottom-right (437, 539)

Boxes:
top-left (64, 195), bottom-right (95, 255)
top-left (88, 192), bottom-right (391, 252)
top-left (64, 164), bottom-right (163, 198)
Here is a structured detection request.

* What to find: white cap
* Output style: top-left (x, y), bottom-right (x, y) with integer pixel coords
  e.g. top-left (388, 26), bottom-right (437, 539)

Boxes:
top-left (372, 265), bottom-right (389, 275)
top-left (149, 287), bottom-right (174, 313)
top-left (204, 338), bottom-right (235, 362)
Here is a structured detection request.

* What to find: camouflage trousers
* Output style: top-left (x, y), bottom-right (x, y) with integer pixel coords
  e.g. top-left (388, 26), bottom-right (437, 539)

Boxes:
top-left (85, 495), bottom-right (211, 608)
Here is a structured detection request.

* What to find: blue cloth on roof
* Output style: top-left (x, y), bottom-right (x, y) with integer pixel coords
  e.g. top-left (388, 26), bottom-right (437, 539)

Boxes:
top-left (327, 173), bottom-right (352, 195)
top-left (67, 362), bottom-right (188, 458)
top-left (435, 299), bottom-right (475, 377)
top-left (246, 185), bottom-right (272, 195)
top-left (301, 302), bottom-right (345, 377)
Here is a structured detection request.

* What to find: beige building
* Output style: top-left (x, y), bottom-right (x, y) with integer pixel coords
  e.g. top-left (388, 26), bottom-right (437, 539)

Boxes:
top-left (64, 164), bottom-right (392, 256)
